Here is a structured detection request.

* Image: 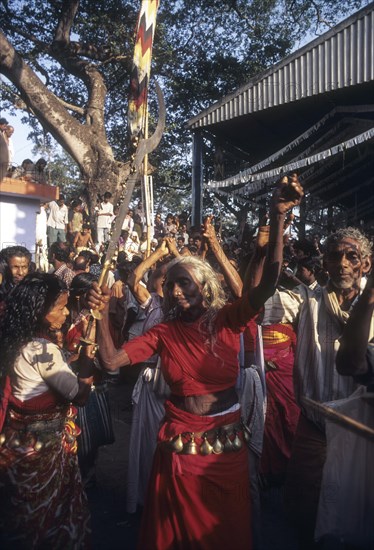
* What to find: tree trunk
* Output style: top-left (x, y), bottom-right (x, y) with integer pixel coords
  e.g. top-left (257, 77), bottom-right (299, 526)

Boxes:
top-left (0, 31), bottom-right (130, 209)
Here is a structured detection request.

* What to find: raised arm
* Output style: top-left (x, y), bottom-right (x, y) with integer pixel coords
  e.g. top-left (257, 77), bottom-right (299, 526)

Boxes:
top-left (127, 240), bottom-right (170, 305)
top-left (247, 174), bottom-right (303, 311)
top-left (202, 216), bottom-right (243, 299)
top-left (336, 270), bottom-right (374, 380)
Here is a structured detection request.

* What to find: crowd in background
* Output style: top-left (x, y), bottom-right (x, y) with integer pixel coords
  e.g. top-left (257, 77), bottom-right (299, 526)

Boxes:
top-left (0, 177), bottom-right (373, 550)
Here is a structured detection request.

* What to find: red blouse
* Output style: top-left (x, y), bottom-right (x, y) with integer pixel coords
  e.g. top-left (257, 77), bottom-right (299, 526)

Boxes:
top-left (123, 294), bottom-right (258, 396)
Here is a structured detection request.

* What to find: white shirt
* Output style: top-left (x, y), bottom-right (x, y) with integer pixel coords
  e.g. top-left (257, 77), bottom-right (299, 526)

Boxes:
top-left (11, 339), bottom-right (79, 401)
top-left (122, 215), bottom-right (134, 233)
top-left (97, 201), bottom-right (114, 229)
top-left (47, 201), bottom-right (69, 229)
top-left (125, 238), bottom-right (139, 260)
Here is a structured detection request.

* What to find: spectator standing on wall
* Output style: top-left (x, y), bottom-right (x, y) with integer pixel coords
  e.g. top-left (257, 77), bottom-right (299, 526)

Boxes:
top-left (3, 125), bottom-right (14, 169)
top-left (46, 195), bottom-right (69, 246)
top-left (34, 158), bottom-right (48, 184)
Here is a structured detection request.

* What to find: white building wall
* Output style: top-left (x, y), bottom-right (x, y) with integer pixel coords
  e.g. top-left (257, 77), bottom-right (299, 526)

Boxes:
top-left (0, 195), bottom-right (39, 256)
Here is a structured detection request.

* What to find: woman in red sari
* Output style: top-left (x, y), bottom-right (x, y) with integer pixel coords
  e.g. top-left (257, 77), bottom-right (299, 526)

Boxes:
top-left (88, 176), bottom-right (303, 550)
top-left (0, 273), bottom-right (96, 549)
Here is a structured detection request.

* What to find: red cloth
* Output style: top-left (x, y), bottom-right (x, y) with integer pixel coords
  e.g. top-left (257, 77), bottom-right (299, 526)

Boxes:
top-left (138, 401), bottom-right (252, 550)
top-left (124, 296), bottom-right (257, 549)
top-left (124, 294), bottom-right (257, 396)
top-left (9, 388), bottom-right (64, 413)
top-left (243, 317), bottom-right (259, 353)
top-left (260, 324), bottom-right (300, 477)
top-left (0, 394), bottom-right (90, 548)
top-left (0, 375), bottom-right (11, 432)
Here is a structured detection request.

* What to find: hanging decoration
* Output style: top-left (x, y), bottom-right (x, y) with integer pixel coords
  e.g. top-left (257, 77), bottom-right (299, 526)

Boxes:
top-left (128, 0), bottom-right (160, 140)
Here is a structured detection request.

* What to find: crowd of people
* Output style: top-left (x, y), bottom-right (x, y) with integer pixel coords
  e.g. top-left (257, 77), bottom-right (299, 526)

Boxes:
top-left (0, 174), bottom-right (373, 550)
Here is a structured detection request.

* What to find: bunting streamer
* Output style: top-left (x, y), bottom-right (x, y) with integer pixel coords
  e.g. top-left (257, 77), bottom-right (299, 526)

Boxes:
top-left (208, 128), bottom-right (374, 195)
top-left (128, 0), bottom-right (160, 139)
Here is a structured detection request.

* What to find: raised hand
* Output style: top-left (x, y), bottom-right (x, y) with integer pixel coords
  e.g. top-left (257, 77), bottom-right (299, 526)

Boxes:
top-left (202, 215), bottom-right (216, 242)
top-left (164, 236), bottom-right (179, 257)
top-left (270, 173), bottom-right (303, 216)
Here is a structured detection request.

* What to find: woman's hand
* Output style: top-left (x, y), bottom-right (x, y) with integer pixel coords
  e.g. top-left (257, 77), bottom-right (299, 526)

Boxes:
top-left (164, 237), bottom-right (180, 257)
top-left (87, 282), bottom-right (110, 314)
top-left (202, 216), bottom-right (216, 243)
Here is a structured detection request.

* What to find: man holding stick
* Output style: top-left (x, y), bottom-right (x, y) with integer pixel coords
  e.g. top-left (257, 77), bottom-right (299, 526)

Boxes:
top-left (261, 226), bottom-right (372, 548)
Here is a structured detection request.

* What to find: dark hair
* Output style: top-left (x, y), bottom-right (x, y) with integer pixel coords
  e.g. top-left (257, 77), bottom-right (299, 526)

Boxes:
top-left (0, 246), bottom-right (32, 287)
top-left (103, 192), bottom-right (112, 199)
top-left (0, 273), bottom-right (67, 376)
top-left (297, 256), bottom-right (322, 274)
top-left (69, 272), bottom-right (97, 297)
top-left (117, 259), bottom-right (135, 281)
top-left (73, 255), bottom-right (89, 272)
top-left (68, 272), bottom-right (97, 320)
top-left (35, 158), bottom-right (47, 169)
top-left (0, 245), bottom-right (32, 264)
top-left (77, 249), bottom-right (100, 266)
top-left (49, 241), bottom-right (70, 263)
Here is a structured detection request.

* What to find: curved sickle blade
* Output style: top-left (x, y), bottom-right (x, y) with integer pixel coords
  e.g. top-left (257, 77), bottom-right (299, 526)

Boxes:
top-left (104, 81), bottom-right (166, 264)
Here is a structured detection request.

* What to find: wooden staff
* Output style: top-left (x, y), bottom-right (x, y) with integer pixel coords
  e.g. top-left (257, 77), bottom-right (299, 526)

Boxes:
top-left (301, 396), bottom-right (374, 442)
top-left (80, 253), bottom-right (117, 347)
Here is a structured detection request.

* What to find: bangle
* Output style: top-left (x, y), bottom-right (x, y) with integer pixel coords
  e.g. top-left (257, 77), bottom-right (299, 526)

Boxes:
top-left (77, 354), bottom-right (95, 378)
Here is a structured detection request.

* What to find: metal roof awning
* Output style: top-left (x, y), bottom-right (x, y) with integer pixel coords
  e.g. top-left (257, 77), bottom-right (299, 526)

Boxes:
top-left (187, 3), bottom-right (374, 230)
top-left (187, 3), bottom-right (374, 132)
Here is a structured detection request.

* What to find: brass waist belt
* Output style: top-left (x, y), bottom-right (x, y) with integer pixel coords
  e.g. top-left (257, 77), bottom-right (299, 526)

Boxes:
top-left (162, 421), bottom-right (250, 456)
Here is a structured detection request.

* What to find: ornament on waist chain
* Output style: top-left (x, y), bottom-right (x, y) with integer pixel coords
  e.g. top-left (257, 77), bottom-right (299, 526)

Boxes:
top-left (171, 433), bottom-right (184, 453)
top-left (183, 433), bottom-right (198, 455)
top-left (224, 433), bottom-right (234, 452)
top-left (232, 431), bottom-right (243, 451)
top-left (212, 432), bottom-right (224, 454)
top-left (34, 438), bottom-right (44, 452)
top-left (10, 436), bottom-right (21, 448)
top-left (200, 435), bottom-right (213, 455)
top-left (0, 433), bottom-right (6, 446)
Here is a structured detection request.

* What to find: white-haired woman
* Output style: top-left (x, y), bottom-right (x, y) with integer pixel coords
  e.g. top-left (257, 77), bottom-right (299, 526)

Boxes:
top-left (88, 177), bottom-right (303, 550)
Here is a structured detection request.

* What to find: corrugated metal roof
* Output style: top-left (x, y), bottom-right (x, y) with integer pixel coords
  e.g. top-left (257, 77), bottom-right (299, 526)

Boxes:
top-left (187, 3), bottom-right (374, 130)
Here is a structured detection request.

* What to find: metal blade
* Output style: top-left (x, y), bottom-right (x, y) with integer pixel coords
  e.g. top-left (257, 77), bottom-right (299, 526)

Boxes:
top-left (105, 81), bottom-right (166, 264)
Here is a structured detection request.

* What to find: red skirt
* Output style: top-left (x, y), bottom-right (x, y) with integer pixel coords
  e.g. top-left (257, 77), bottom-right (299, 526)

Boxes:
top-left (260, 341), bottom-right (300, 476)
top-left (138, 400), bottom-right (252, 550)
top-left (0, 397), bottom-right (91, 549)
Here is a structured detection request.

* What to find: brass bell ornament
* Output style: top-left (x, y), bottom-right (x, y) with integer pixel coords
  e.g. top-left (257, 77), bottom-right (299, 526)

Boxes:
top-left (183, 433), bottom-right (198, 455)
top-left (212, 433), bottom-right (224, 454)
top-left (200, 435), bottom-right (213, 455)
top-left (171, 433), bottom-right (184, 453)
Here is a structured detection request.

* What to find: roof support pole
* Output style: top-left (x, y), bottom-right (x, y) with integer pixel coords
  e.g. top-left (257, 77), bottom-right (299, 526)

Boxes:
top-left (191, 130), bottom-right (203, 227)
top-left (299, 198), bottom-right (306, 239)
